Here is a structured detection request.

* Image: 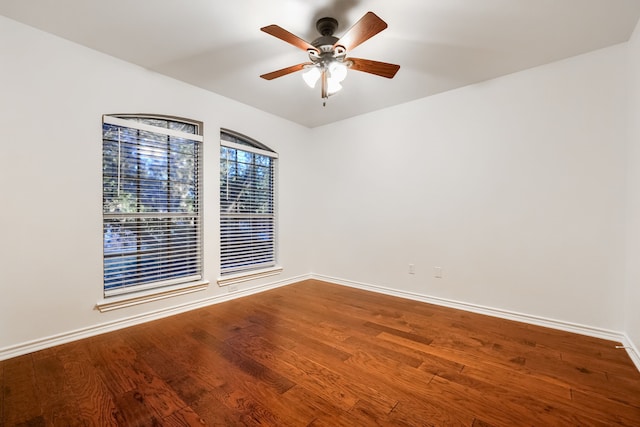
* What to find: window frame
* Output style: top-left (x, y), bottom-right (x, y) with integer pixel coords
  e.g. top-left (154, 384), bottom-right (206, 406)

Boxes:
top-left (218, 129), bottom-right (281, 285)
top-left (98, 114), bottom-right (207, 309)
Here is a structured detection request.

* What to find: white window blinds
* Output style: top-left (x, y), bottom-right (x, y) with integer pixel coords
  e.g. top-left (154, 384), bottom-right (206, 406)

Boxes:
top-left (102, 115), bottom-right (203, 296)
top-left (220, 131), bottom-right (278, 275)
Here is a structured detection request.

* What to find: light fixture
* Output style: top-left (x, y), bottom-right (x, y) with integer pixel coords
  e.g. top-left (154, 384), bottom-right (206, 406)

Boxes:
top-left (326, 77), bottom-right (342, 95)
top-left (328, 61), bottom-right (348, 82)
top-left (327, 61), bottom-right (347, 94)
top-left (302, 66), bottom-right (321, 88)
top-left (302, 55), bottom-right (351, 101)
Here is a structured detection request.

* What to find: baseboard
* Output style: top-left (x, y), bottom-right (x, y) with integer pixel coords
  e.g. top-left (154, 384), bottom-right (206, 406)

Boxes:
top-left (311, 274), bottom-right (640, 371)
top-left (621, 334), bottom-right (640, 371)
top-left (0, 273), bottom-right (312, 361)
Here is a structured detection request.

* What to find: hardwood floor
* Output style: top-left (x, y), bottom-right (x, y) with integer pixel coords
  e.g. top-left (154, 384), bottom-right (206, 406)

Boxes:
top-left (2, 279), bottom-right (640, 426)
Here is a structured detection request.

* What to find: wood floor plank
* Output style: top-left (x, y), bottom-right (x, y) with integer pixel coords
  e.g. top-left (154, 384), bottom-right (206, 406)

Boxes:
top-left (281, 385), bottom-right (358, 426)
top-left (132, 322), bottom-right (291, 424)
top-left (524, 350), bottom-right (640, 407)
top-left (205, 306), bottom-right (399, 415)
top-left (3, 355), bottom-right (42, 426)
top-left (32, 354), bottom-right (89, 426)
top-left (388, 396), bottom-right (476, 426)
top-left (2, 279), bottom-right (640, 426)
top-left (460, 361), bottom-right (572, 402)
top-left (427, 374), bottom-right (607, 427)
top-left (258, 282), bottom-right (417, 333)
top-left (210, 308), bottom-right (350, 371)
top-left (88, 334), bottom-right (188, 421)
top-left (62, 358), bottom-right (119, 426)
top-left (343, 349), bottom-right (479, 425)
top-left (161, 406), bottom-right (206, 426)
top-left (343, 334), bottom-right (424, 368)
top-left (239, 330), bottom-right (401, 415)
top-left (137, 324), bottom-right (316, 425)
top-left (570, 387), bottom-right (640, 426)
top-left (189, 392), bottom-right (262, 427)
top-left (321, 316), bottom-right (440, 366)
top-left (190, 326), bottom-right (296, 395)
top-left (37, 340), bottom-right (120, 425)
top-left (224, 328), bottom-right (363, 411)
top-left (561, 349), bottom-right (640, 377)
top-left (429, 324), bottom-right (564, 373)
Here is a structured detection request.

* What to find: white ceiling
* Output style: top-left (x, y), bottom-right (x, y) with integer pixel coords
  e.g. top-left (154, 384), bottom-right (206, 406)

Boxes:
top-left (2, 0), bottom-right (640, 128)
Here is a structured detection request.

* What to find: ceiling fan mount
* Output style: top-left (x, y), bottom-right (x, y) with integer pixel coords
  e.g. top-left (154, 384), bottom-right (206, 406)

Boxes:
top-left (311, 17), bottom-right (340, 51)
top-left (260, 11), bottom-right (400, 102)
top-left (315, 17), bottom-right (339, 38)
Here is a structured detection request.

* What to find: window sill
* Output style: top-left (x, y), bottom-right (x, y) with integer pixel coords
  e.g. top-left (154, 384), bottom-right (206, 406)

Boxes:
top-left (217, 266), bottom-right (283, 287)
top-left (96, 280), bottom-right (209, 312)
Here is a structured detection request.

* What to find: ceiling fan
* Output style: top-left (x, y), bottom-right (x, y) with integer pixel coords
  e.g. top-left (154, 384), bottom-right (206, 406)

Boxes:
top-left (260, 11), bottom-right (400, 104)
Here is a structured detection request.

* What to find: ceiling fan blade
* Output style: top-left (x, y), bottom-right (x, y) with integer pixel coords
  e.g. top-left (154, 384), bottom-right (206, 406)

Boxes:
top-left (348, 58), bottom-right (400, 78)
top-left (261, 25), bottom-right (319, 53)
top-left (260, 63), bottom-right (311, 80)
top-left (334, 12), bottom-right (387, 52)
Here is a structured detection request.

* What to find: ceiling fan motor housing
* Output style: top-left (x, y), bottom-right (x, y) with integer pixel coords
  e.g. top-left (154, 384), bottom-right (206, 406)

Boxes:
top-left (309, 16), bottom-right (347, 67)
top-left (316, 17), bottom-right (338, 36)
top-left (312, 17), bottom-right (340, 49)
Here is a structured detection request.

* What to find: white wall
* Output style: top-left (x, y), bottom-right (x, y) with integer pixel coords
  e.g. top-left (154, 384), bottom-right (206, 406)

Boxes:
top-left (625, 20), bottom-right (640, 355)
top-left (309, 43), bottom-right (630, 331)
top-left (0, 16), bottom-right (312, 353)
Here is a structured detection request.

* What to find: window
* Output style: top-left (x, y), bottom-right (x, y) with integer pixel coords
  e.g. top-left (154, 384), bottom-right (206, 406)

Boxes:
top-left (220, 130), bottom-right (278, 278)
top-left (102, 115), bottom-right (203, 297)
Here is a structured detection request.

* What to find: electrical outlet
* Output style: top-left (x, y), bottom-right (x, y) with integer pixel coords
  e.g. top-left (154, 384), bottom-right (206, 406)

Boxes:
top-left (227, 285), bottom-right (238, 293)
top-left (434, 266), bottom-right (443, 278)
top-left (409, 264), bottom-right (415, 274)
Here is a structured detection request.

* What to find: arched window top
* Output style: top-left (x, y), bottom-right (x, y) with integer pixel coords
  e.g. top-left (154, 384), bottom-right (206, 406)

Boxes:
top-left (107, 114), bottom-right (202, 137)
top-left (221, 128), bottom-right (275, 154)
